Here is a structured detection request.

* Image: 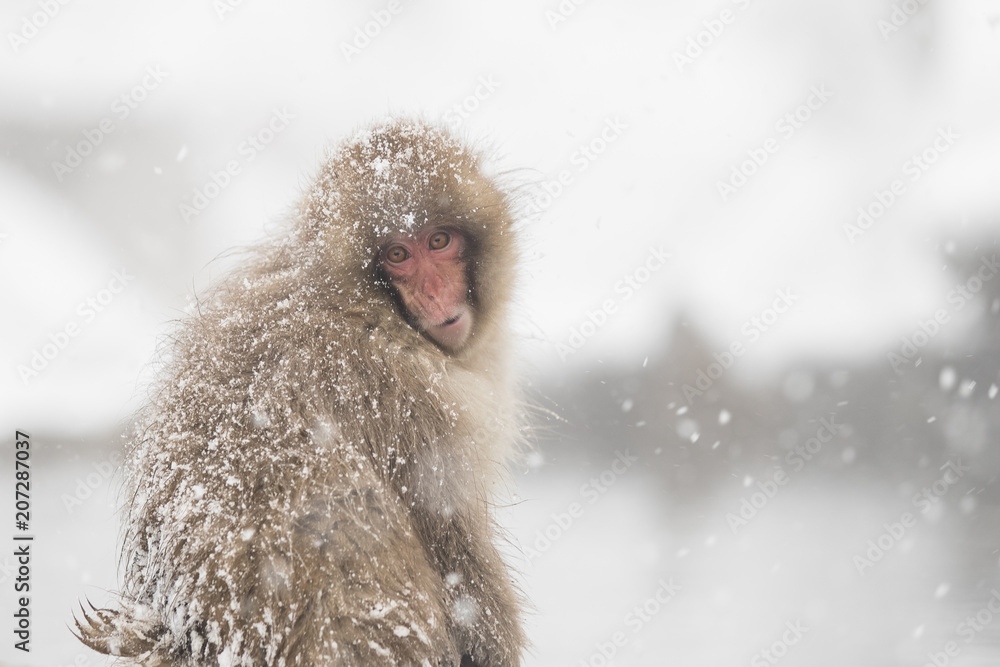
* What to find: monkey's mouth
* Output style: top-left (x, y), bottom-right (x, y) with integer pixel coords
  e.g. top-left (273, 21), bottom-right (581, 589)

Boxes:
top-left (424, 309), bottom-right (473, 350)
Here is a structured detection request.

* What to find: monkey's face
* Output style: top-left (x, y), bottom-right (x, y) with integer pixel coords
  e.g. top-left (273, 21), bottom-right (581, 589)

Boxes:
top-left (380, 225), bottom-right (473, 351)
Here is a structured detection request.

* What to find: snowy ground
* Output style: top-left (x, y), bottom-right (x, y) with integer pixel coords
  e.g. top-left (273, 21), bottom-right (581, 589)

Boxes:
top-left (3, 0), bottom-right (1000, 665)
top-left (511, 461), bottom-right (1000, 666)
top-left (8, 436), bottom-right (1000, 667)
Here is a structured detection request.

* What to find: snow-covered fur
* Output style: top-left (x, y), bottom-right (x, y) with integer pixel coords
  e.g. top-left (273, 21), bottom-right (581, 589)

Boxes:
top-left (75, 119), bottom-right (526, 666)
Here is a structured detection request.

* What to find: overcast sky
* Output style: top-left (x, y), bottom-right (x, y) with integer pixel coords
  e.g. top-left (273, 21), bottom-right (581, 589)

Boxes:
top-left (2, 0), bottom-right (999, 429)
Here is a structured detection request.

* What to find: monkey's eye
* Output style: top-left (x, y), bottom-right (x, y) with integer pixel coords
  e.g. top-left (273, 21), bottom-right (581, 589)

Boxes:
top-left (428, 231), bottom-right (451, 251)
top-left (385, 246), bottom-right (410, 264)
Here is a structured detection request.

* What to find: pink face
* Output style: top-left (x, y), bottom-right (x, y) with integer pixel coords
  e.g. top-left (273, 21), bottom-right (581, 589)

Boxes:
top-left (380, 226), bottom-right (473, 351)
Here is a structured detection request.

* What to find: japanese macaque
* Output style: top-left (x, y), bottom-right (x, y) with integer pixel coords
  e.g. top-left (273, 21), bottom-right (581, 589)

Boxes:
top-left (75, 119), bottom-right (527, 666)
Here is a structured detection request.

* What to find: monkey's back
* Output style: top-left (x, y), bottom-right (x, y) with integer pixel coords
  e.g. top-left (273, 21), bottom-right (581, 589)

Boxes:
top-left (117, 266), bottom-right (489, 665)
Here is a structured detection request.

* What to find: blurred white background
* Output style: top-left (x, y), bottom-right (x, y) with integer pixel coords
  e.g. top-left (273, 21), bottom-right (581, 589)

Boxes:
top-left (2, 0), bottom-right (1000, 665)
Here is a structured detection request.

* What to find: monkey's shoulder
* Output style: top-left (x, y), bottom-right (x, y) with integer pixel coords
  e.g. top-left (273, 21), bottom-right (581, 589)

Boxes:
top-left (158, 294), bottom-right (462, 427)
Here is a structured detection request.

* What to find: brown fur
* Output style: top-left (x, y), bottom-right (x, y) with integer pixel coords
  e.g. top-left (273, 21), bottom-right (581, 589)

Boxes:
top-left (75, 119), bottom-right (526, 666)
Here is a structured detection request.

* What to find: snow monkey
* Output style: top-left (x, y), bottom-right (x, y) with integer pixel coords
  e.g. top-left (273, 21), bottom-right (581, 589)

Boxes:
top-left (75, 119), bottom-right (527, 666)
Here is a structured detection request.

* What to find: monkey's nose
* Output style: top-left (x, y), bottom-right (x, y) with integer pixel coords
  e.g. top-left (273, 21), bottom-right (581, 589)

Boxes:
top-left (421, 279), bottom-right (444, 300)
